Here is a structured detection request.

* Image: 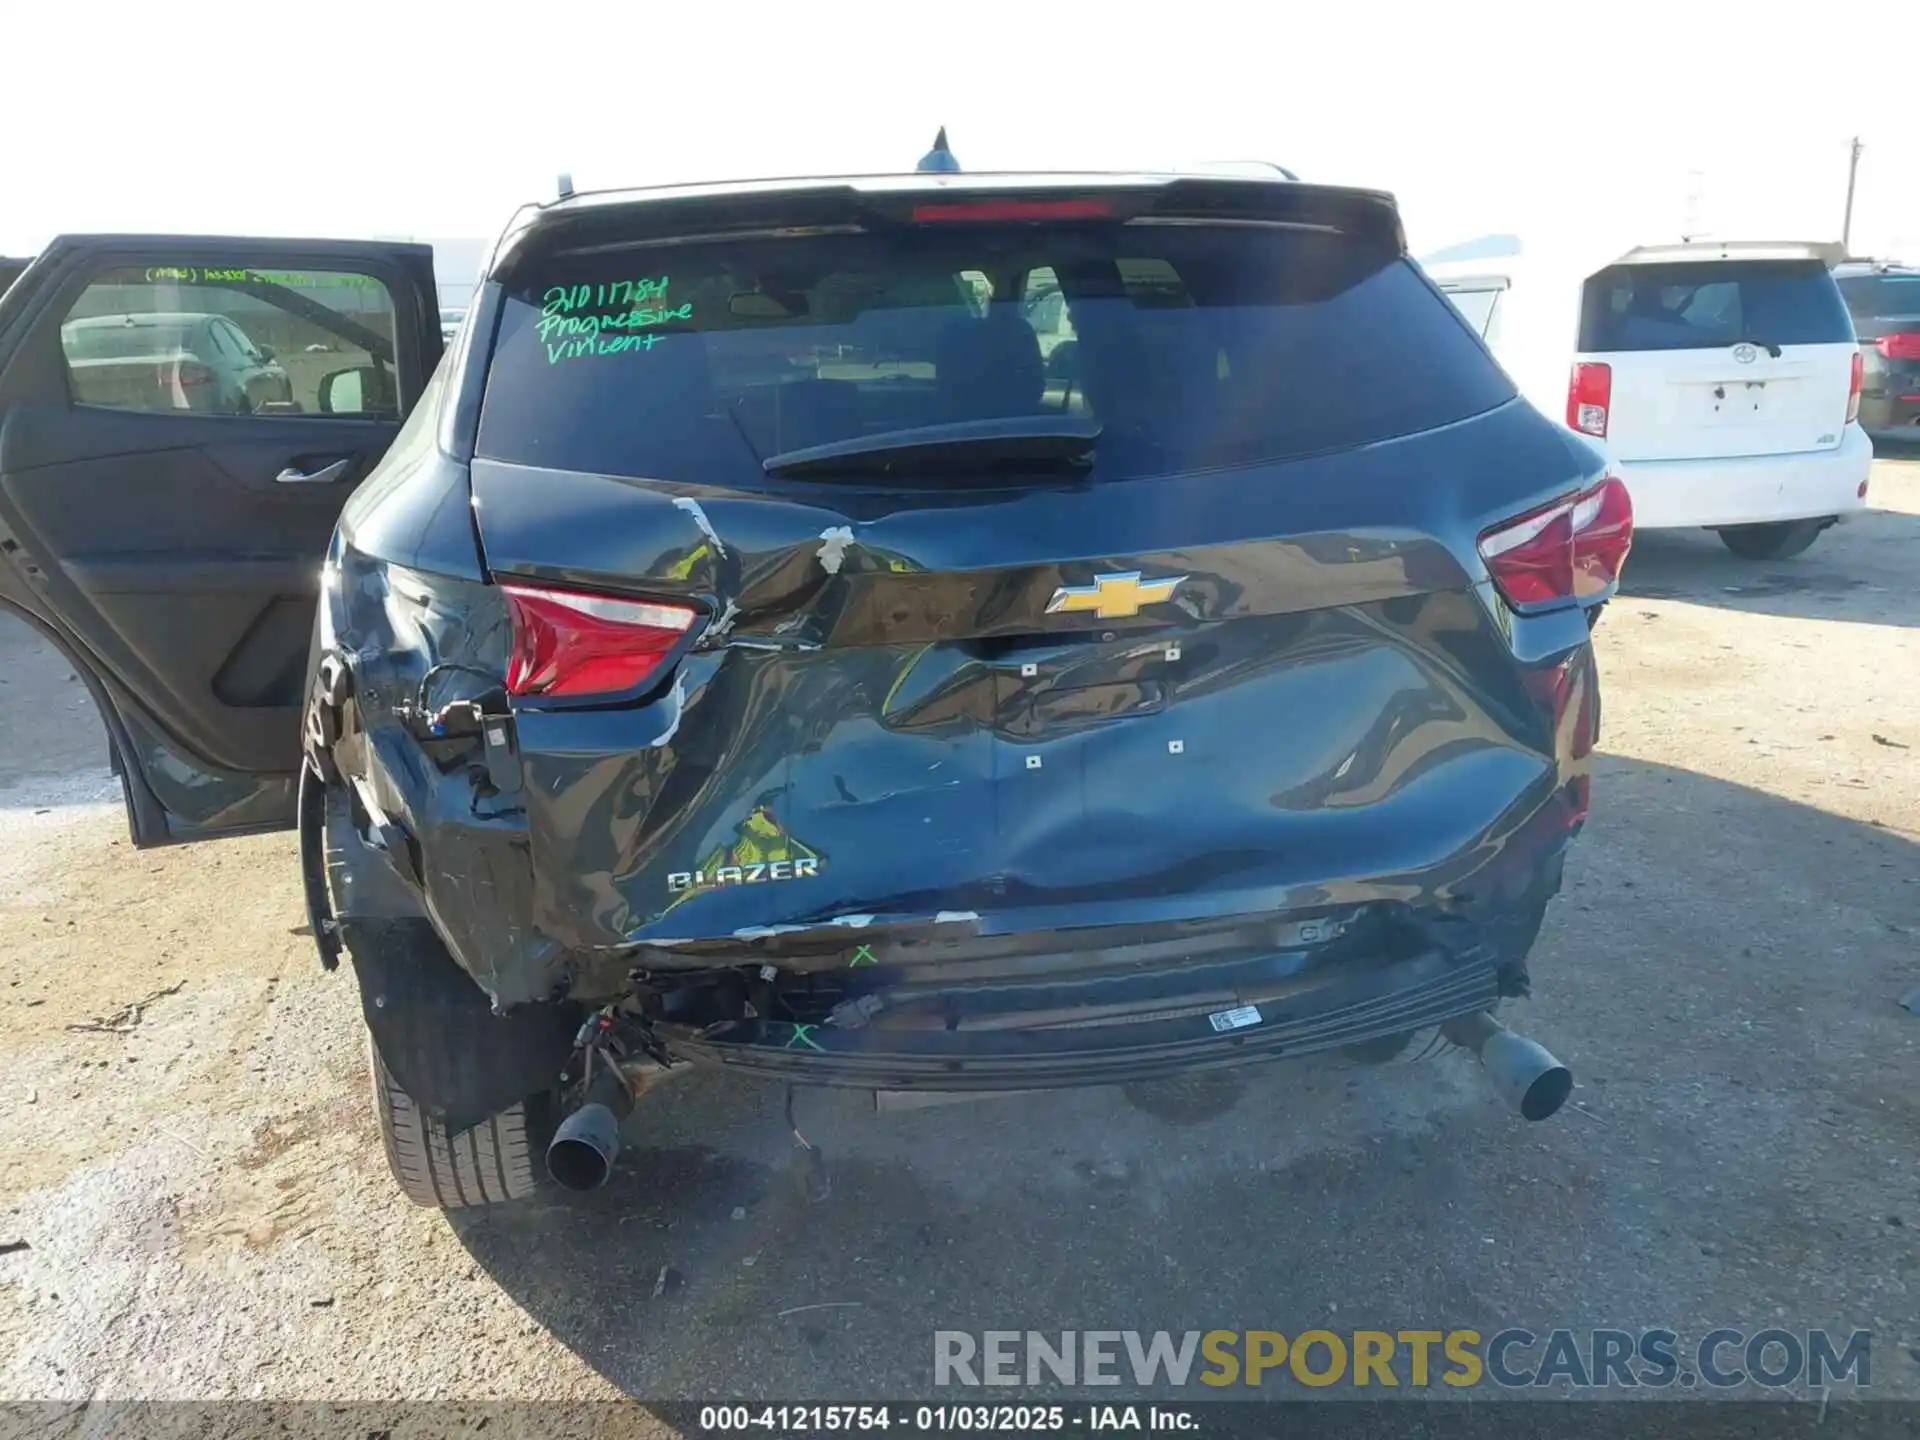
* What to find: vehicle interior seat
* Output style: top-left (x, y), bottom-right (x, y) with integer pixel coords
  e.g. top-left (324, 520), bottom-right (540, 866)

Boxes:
top-left (934, 310), bottom-right (1044, 422)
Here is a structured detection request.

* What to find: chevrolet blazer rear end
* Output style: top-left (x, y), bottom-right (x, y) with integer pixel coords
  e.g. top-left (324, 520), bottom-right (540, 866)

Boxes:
top-left (302, 173), bottom-right (1630, 1205)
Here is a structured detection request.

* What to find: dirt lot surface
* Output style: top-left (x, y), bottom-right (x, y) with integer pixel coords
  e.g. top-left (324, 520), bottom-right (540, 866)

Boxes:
top-left (1, 459), bottom-right (1916, 1415)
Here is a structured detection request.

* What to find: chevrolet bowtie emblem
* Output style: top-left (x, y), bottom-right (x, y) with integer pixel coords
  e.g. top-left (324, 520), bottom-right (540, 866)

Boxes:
top-left (1046, 571), bottom-right (1187, 620)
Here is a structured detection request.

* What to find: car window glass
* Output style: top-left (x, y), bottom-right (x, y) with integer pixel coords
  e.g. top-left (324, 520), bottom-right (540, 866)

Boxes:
top-left (1022, 266), bottom-right (1089, 417)
top-left (1441, 286), bottom-right (1501, 339)
top-left (1837, 275), bottom-right (1920, 321)
top-left (477, 226), bottom-right (1515, 484)
top-left (58, 264), bottom-right (401, 417)
top-left (1676, 282), bottom-right (1739, 337)
top-left (1578, 261), bottom-right (1853, 352)
top-left (223, 319), bottom-right (262, 362)
top-left (958, 270), bottom-right (992, 316)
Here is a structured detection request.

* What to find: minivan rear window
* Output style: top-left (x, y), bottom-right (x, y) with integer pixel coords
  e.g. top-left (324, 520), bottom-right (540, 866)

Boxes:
top-left (1577, 260), bottom-right (1854, 353)
top-left (475, 223), bottom-right (1514, 484)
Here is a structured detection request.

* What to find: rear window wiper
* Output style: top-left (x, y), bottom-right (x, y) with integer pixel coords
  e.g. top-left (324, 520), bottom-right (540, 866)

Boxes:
top-left (1735, 336), bottom-right (1783, 358)
top-left (762, 416), bottom-right (1100, 478)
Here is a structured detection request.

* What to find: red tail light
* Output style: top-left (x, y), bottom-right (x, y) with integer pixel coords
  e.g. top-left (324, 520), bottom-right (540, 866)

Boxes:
top-left (1568, 475), bottom-right (1634, 600)
top-left (1565, 362), bottom-right (1611, 437)
top-left (1478, 476), bottom-right (1635, 612)
top-left (910, 198), bottom-right (1114, 223)
top-left (157, 361), bottom-right (215, 388)
top-left (1846, 350), bottom-right (1863, 425)
top-left (1524, 659), bottom-right (1597, 760)
top-left (500, 582), bottom-right (697, 698)
top-left (1874, 332), bottom-right (1920, 361)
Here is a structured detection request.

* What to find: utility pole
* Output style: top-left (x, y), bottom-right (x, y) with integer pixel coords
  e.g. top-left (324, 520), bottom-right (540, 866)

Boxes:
top-left (1841, 136), bottom-right (1863, 257)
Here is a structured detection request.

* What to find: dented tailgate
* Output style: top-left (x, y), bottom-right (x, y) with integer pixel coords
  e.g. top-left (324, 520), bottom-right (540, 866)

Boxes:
top-left (469, 399), bottom-right (1591, 954)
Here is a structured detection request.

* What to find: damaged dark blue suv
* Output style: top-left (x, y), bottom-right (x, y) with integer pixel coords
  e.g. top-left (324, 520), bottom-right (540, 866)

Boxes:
top-left (0, 165), bottom-right (1630, 1207)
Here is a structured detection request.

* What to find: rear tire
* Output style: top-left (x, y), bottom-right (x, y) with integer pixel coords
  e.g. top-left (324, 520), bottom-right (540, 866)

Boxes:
top-left (368, 1039), bottom-right (551, 1208)
top-left (1716, 518), bottom-right (1827, 560)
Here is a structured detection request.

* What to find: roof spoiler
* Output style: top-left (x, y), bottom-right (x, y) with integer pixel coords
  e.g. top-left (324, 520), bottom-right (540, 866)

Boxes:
top-left (491, 178), bottom-right (1406, 282)
top-left (1612, 239), bottom-right (1847, 268)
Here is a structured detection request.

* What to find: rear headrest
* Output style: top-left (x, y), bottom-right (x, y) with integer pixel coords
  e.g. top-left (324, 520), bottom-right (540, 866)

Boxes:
top-left (935, 311), bottom-right (1044, 420)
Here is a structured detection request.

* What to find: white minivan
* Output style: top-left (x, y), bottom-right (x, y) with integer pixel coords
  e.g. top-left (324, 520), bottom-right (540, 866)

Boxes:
top-left (1433, 240), bottom-right (1871, 560)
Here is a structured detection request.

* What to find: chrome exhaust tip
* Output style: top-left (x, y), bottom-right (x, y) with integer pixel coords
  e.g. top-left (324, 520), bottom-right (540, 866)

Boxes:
top-left (546, 1102), bottom-right (622, 1191)
top-left (546, 1067), bottom-right (632, 1192)
top-left (1442, 1011), bottom-right (1573, 1122)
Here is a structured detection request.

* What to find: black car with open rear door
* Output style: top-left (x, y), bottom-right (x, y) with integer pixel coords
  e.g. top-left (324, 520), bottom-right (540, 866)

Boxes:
top-left (0, 162), bottom-right (1630, 1208)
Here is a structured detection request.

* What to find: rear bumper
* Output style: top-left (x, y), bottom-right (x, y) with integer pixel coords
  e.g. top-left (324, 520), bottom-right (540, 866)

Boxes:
top-left (1614, 425), bottom-right (1874, 530)
top-left (656, 932), bottom-right (1510, 1091)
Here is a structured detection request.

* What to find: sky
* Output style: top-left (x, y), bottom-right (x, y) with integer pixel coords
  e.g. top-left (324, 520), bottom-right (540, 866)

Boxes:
top-left (3, 0), bottom-right (1915, 265)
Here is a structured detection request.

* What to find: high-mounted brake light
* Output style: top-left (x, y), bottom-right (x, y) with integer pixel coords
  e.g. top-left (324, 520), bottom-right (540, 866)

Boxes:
top-left (1478, 476), bottom-right (1634, 612)
top-left (1565, 362), bottom-right (1611, 438)
top-left (1875, 332), bottom-right (1920, 361)
top-left (500, 582), bottom-right (697, 699)
top-left (910, 198), bottom-right (1114, 223)
top-left (1846, 350), bottom-right (1863, 425)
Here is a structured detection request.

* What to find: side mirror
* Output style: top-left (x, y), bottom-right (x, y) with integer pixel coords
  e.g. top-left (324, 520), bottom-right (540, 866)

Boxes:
top-left (318, 364), bottom-right (394, 415)
top-left (256, 343), bottom-right (277, 362)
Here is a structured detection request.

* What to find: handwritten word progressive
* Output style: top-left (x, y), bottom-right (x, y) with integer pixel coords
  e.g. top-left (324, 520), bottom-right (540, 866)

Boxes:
top-left (537, 276), bottom-right (694, 364)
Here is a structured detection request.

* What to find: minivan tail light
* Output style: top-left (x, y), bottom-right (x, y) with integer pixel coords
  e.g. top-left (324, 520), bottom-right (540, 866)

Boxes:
top-left (499, 582), bottom-right (697, 698)
top-left (1479, 476), bottom-right (1634, 611)
top-left (1846, 350), bottom-right (1864, 425)
top-left (1875, 332), bottom-right (1920, 361)
top-left (1566, 362), bottom-right (1611, 437)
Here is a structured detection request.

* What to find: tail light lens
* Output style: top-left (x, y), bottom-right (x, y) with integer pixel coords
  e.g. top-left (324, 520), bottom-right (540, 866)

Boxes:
top-left (1524, 660), bottom-right (1598, 760)
top-left (1478, 475), bottom-right (1635, 612)
top-left (1565, 362), bottom-right (1611, 438)
top-left (157, 361), bottom-right (215, 388)
top-left (500, 582), bottom-right (698, 699)
top-left (1567, 475), bottom-right (1634, 600)
top-left (1846, 350), bottom-right (1863, 425)
top-left (1874, 332), bottom-right (1920, 361)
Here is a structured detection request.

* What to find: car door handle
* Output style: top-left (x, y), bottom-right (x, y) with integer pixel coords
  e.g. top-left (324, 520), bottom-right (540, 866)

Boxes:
top-left (275, 458), bottom-right (354, 485)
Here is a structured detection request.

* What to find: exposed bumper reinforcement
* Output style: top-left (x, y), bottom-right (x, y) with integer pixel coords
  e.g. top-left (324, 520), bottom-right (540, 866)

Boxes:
top-left (656, 948), bottom-right (1500, 1090)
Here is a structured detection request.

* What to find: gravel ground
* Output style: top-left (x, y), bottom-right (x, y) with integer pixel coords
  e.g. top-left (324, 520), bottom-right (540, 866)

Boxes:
top-left (0, 459), bottom-right (1915, 1413)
